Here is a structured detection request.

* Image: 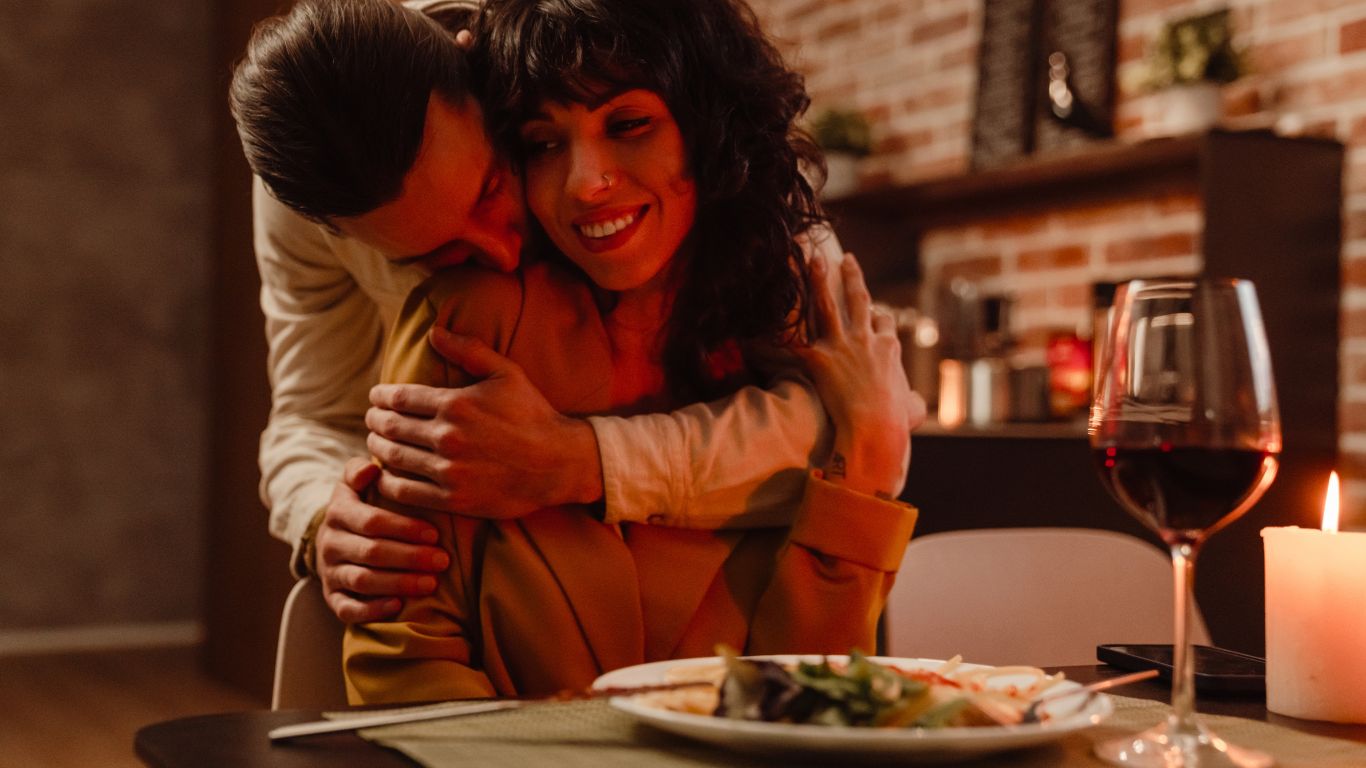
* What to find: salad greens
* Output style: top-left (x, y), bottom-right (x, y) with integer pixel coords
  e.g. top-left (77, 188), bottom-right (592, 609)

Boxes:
top-left (710, 648), bottom-right (1059, 729)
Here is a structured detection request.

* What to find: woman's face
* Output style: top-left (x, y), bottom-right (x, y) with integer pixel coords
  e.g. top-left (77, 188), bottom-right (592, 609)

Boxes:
top-left (518, 88), bottom-right (696, 292)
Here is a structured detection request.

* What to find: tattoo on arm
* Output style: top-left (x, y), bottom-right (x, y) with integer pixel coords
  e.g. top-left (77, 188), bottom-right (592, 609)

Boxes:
top-left (824, 451), bottom-right (896, 501)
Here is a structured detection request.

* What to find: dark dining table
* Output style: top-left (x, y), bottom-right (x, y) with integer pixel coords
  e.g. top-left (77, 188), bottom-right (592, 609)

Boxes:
top-left (134, 665), bottom-right (1366, 768)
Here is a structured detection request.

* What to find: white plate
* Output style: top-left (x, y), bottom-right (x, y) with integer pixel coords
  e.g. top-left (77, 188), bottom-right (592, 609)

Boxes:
top-left (594, 655), bottom-right (1112, 761)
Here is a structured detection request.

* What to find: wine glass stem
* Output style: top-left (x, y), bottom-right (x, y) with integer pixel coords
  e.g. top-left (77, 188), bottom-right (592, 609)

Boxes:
top-left (1169, 540), bottom-right (1199, 735)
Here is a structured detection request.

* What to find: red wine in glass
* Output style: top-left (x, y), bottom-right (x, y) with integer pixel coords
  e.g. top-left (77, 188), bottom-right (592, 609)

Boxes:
top-left (1092, 446), bottom-right (1278, 543)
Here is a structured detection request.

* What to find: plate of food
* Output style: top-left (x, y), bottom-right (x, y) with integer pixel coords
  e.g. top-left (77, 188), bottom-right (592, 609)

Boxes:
top-left (594, 650), bottom-right (1112, 760)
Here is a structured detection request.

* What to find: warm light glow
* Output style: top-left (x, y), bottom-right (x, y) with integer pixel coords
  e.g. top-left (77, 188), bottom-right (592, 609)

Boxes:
top-left (1323, 471), bottom-right (1340, 533)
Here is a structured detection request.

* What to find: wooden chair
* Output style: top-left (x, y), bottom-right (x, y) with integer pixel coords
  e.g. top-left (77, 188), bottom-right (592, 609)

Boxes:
top-left (271, 577), bottom-right (348, 710)
top-left (884, 527), bottom-right (1211, 666)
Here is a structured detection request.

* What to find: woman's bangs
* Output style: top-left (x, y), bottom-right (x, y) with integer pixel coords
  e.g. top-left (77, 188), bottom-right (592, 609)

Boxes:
top-left (517, 20), bottom-right (651, 108)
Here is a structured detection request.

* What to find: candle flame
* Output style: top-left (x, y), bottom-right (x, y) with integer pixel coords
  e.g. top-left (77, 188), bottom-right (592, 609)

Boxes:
top-left (1323, 471), bottom-right (1340, 533)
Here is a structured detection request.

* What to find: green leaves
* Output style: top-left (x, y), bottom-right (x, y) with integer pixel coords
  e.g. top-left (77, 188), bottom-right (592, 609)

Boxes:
top-left (1141, 8), bottom-right (1245, 91)
top-left (809, 109), bottom-right (873, 157)
top-left (718, 650), bottom-right (941, 728)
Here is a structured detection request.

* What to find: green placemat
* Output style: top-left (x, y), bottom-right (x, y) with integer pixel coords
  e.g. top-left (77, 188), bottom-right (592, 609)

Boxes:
top-left (354, 696), bottom-right (1366, 767)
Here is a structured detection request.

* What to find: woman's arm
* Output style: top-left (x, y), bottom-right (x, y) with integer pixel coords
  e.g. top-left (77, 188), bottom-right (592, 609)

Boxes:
top-left (747, 250), bottom-right (927, 654)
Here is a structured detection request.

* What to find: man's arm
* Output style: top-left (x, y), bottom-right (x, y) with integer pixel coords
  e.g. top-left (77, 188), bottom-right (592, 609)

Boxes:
top-left (254, 177), bottom-right (380, 569)
top-left (589, 376), bottom-right (828, 527)
top-left (253, 179), bottom-right (447, 616)
top-left (368, 331), bottom-right (830, 527)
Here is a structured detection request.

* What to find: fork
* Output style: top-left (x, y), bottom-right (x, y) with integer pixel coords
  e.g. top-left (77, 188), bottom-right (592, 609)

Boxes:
top-left (1020, 669), bottom-right (1159, 724)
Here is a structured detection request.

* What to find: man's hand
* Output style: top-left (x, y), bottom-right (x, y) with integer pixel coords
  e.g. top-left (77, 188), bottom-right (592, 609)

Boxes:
top-left (366, 327), bottom-right (604, 517)
top-left (316, 458), bottom-right (449, 623)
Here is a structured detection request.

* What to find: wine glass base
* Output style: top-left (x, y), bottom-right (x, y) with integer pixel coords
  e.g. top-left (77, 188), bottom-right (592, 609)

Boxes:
top-left (1094, 718), bottom-right (1274, 768)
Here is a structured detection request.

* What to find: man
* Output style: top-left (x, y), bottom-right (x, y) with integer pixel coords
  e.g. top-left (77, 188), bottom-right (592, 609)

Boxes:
top-left (229, 0), bottom-right (889, 622)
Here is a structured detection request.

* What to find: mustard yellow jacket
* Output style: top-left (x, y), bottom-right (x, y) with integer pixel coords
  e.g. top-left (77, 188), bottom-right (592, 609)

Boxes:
top-left (343, 261), bottom-right (918, 704)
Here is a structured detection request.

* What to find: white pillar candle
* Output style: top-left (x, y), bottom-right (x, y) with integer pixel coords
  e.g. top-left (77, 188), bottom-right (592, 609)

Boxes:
top-left (1262, 472), bottom-right (1366, 724)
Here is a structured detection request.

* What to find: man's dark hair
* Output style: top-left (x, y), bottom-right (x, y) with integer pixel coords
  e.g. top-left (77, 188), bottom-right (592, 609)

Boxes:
top-left (229, 0), bottom-right (475, 222)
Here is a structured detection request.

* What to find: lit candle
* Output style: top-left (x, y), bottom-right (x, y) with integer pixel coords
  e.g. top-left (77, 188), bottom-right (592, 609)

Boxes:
top-left (1262, 472), bottom-right (1366, 723)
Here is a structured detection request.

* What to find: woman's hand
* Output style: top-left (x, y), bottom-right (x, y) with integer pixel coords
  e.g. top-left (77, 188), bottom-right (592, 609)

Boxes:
top-left (796, 252), bottom-right (926, 498)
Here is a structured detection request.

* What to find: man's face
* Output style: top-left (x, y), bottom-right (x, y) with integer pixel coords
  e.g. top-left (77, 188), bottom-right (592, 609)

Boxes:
top-left (335, 95), bottom-right (525, 272)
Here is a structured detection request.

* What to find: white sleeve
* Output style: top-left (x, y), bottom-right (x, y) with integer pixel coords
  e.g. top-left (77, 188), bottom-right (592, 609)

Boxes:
top-left (252, 178), bottom-right (382, 575)
top-left (589, 375), bottom-right (832, 528)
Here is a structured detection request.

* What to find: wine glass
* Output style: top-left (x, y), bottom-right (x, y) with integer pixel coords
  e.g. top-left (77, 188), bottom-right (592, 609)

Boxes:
top-left (1090, 278), bottom-right (1280, 768)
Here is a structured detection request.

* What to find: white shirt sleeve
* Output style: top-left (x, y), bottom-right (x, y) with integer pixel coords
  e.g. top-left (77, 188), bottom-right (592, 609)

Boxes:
top-left (590, 375), bottom-right (833, 528)
top-left (253, 178), bottom-right (383, 575)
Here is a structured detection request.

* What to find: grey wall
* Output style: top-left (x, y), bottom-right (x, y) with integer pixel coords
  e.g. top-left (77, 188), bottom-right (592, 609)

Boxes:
top-left (0, 0), bottom-right (212, 630)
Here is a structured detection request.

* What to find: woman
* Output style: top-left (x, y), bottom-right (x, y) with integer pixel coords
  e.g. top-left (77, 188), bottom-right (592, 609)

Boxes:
top-left (343, 0), bottom-right (922, 704)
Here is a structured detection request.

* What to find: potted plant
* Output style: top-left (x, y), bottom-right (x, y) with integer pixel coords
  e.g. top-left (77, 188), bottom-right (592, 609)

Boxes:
top-left (1136, 8), bottom-right (1246, 136)
top-left (809, 108), bottom-right (872, 198)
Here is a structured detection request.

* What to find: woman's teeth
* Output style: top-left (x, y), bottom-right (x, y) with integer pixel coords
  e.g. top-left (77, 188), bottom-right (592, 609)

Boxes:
top-left (578, 213), bottom-right (636, 239)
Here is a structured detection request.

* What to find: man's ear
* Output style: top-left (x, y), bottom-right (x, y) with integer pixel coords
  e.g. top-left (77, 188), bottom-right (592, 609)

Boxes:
top-left (455, 29), bottom-right (473, 48)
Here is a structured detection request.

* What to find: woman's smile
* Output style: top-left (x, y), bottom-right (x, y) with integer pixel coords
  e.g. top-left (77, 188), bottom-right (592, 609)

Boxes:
top-left (572, 204), bottom-right (648, 251)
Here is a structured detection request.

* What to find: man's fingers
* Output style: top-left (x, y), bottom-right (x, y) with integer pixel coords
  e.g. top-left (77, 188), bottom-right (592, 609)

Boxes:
top-left (366, 406), bottom-right (443, 452)
top-left (370, 382), bottom-right (447, 418)
top-left (325, 590), bottom-right (403, 624)
top-left (328, 496), bottom-right (439, 545)
top-left (367, 432), bottom-right (445, 483)
top-left (319, 526), bottom-right (449, 571)
top-left (342, 457), bottom-right (381, 492)
top-left (374, 470), bottom-right (456, 512)
top-left (429, 328), bottom-right (517, 379)
top-left (327, 563), bottom-right (440, 598)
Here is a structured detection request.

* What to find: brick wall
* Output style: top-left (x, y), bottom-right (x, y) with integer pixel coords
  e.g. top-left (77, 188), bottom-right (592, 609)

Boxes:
top-left (753, 0), bottom-right (1366, 509)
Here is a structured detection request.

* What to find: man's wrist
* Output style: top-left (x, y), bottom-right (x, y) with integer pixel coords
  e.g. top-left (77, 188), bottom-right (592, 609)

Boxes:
top-left (556, 416), bottom-right (605, 506)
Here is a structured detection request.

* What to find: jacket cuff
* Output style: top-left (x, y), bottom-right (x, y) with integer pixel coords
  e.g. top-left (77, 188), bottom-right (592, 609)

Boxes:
top-left (788, 471), bottom-right (917, 572)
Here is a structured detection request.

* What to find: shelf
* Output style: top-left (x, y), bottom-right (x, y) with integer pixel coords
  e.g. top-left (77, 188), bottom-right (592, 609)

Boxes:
top-left (825, 129), bottom-right (1340, 231)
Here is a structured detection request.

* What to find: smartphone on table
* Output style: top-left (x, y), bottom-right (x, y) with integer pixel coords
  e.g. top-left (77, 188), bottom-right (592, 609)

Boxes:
top-left (1096, 644), bottom-right (1265, 695)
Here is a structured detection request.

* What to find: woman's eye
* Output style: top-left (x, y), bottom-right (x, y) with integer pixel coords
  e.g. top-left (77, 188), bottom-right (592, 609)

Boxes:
top-left (518, 134), bottom-right (560, 157)
top-left (608, 116), bottom-right (652, 136)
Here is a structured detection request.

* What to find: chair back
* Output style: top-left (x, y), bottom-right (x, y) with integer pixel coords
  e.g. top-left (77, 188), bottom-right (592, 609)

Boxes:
top-left (272, 577), bottom-right (348, 710)
top-left (885, 527), bottom-right (1211, 666)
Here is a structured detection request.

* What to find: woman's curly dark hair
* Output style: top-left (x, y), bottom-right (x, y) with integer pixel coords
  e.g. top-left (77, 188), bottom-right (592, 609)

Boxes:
top-left (471, 0), bottom-right (827, 401)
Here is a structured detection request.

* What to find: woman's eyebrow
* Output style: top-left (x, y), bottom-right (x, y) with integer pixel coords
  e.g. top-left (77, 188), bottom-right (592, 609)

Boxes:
top-left (582, 85), bottom-right (631, 110)
top-left (525, 86), bottom-right (639, 121)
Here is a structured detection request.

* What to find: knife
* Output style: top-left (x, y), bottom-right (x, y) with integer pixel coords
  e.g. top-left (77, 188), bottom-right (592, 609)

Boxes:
top-left (267, 681), bottom-right (713, 742)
